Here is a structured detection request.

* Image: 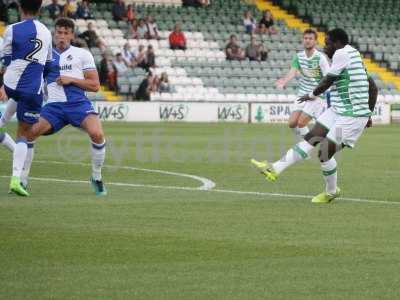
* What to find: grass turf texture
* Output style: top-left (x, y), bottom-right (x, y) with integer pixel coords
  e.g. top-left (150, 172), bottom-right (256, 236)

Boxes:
top-left (0, 122), bottom-right (400, 299)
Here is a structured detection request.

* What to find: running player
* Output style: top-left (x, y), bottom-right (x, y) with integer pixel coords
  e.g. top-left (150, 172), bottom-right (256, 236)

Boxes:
top-left (0, 0), bottom-right (53, 196)
top-left (252, 28), bottom-right (378, 203)
top-left (0, 28), bottom-right (16, 152)
top-left (276, 28), bottom-right (330, 139)
top-left (19, 18), bottom-right (107, 196)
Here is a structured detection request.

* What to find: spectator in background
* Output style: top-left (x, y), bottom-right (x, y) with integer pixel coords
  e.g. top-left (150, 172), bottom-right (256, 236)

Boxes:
top-left (112, 0), bottom-right (127, 22)
top-left (127, 4), bottom-right (136, 22)
top-left (169, 23), bottom-right (186, 50)
top-left (146, 16), bottom-right (160, 40)
top-left (157, 72), bottom-right (171, 93)
top-left (138, 45), bottom-right (156, 72)
top-left (243, 11), bottom-right (256, 34)
top-left (133, 44), bottom-right (146, 67)
top-left (135, 72), bottom-right (157, 101)
top-left (100, 52), bottom-right (116, 91)
top-left (78, 22), bottom-right (105, 50)
top-left (137, 18), bottom-right (149, 39)
top-left (113, 53), bottom-right (129, 76)
top-left (246, 36), bottom-right (260, 61)
top-left (130, 19), bottom-right (140, 39)
top-left (47, 0), bottom-right (63, 20)
top-left (76, 0), bottom-right (92, 20)
top-left (225, 34), bottom-right (245, 60)
top-left (63, 0), bottom-right (77, 18)
top-left (246, 36), bottom-right (269, 61)
top-left (259, 10), bottom-right (278, 35)
top-left (122, 43), bottom-right (135, 66)
top-left (0, 0), bottom-right (6, 22)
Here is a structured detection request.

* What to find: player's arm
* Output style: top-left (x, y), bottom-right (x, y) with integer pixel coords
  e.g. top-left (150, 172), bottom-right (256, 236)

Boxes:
top-left (57, 50), bottom-right (100, 92)
top-left (276, 55), bottom-right (300, 89)
top-left (57, 70), bottom-right (100, 92)
top-left (367, 76), bottom-right (378, 112)
top-left (276, 68), bottom-right (298, 89)
top-left (298, 49), bottom-right (349, 103)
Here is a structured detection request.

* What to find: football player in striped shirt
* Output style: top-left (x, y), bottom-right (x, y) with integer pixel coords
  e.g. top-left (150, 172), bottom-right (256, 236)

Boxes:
top-left (0, 0), bottom-right (53, 196)
top-left (252, 28), bottom-right (378, 203)
top-left (276, 29), bottom-right (330, 139)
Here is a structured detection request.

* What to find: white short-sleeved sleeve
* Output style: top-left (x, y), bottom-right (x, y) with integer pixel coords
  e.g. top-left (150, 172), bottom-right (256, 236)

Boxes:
top-left (0, 26), bottom-right (13, 66)
top-left (319, 53), bottom-right (330, 76)
top-left (46, 36), bottom-right (53, 62)
top-left (327, 48), bottom-right (350, 76)
top-left (81, 49), bottom-right (97, 71)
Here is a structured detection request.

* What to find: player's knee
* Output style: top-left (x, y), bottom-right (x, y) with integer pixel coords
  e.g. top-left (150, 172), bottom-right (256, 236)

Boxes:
top-left (297, 119), bottom-right (309, 128)
top-left (288, 120), bottom-right (297, 128)
top-left (89, 130), bottom-right (104, 144)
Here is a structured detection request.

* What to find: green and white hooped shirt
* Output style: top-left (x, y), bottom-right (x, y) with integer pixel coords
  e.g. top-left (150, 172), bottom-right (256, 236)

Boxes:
top-left (327, 45), bottom-right (371, 117)
top-left (291, 49), bottom-right (330, 98)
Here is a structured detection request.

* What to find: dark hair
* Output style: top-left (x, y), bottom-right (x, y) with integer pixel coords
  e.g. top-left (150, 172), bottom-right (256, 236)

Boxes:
top-left (327, 28), bottom-right (349, 45)
top-left (116, 53), bottom-right (122, 56)
top-left (55, 18), bottom-right (75, 32)
top-left (303, 28), bottom-right (318, 39)
top-left (20, 0), bottom-right (42, 14)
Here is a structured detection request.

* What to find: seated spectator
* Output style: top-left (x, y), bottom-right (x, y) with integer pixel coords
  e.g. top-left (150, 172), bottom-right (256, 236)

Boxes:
top-left (122, 43), bottom-right (135, 67)
top-left (259, 43), bottom-right (269, 61)
top-left (138, 45), bottom-right (156, 72)
top-left (112, 0), bottom-right (127, 22)
top-left (137, 18), bottom-right (149, 39)
top-left (78, 22), bottom-right (105, 50)
top-left (259, 10), bottom-right (278, 35)
top-left (135, 72), bottom-right (157, 101)
top-left (246, 36), bottom-right (269, 61)
top-left (169, 23), bottom-right (186, 50)
top-left (100, 52), bottom-right (116, 91)
top-left (146, 16), bottom-right (160, 40)
top-left (243, 11), bottom-right (256, 35)
top-left (157, 72), bottom-right (171, 93)
top-left (76, 0), bottom-right (92, 20)
top-left (130, 19), bottom-right (139, 39)
top-left (113, 53), bottom-right (129, 76)
top-left (133, 45), bottom-right (146, 67)
top-left (46, 0), bottom-right (63, 20)
top-left (127, 4), bottom-right (136, 23)
top-left (62, 0), bottom-right (77, 19)
top-left (245, 36), bottom-right (260, 61)
top-left (183, 0), bottom-right (209, 7)
top-left (225, 34), bottom-right (245, 61)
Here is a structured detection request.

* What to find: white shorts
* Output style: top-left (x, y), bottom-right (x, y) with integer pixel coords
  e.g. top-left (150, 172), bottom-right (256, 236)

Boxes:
top-left (293, 97), bottom-right (325, 120)
top-left (316, 108), bottom-right (369, 148)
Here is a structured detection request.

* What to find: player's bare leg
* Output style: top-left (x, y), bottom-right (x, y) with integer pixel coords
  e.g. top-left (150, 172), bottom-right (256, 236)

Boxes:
top-left (288, 111), bottom-right (309, 139)
top-left (81, 114), bottom-right (107, 196)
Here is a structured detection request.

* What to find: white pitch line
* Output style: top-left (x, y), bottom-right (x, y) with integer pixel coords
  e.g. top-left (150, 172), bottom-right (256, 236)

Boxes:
top-left (0, 159), bottom-right (216, 191)
top-left (0, 175), bottom-right (398, 206)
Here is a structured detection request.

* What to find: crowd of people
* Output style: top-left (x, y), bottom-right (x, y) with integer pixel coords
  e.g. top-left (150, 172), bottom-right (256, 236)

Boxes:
top-left (0, 0), bottom-right (279, 100)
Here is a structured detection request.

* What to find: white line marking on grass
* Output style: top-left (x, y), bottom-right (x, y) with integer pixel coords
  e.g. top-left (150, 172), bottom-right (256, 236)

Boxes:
top-left (0, 176), bottom-right (398, 206)
top-left (0, 159), bottom-right (216, 191)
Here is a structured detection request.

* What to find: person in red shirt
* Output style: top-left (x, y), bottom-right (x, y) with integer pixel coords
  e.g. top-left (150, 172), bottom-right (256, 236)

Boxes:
top-left (169, 23), bottom-right (186, 50)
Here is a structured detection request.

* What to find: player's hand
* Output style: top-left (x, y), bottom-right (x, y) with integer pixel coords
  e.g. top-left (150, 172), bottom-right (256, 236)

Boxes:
top-left (56, 76), bottom-right (75, 86)
top-left (0, 85), bottom-right (8, 102)
top-left (365, 117), bottom-right (373, 128)
top-left (297, 94), bottom-right (312, 103)
top-left (275, 79), bottom-right (285, 90)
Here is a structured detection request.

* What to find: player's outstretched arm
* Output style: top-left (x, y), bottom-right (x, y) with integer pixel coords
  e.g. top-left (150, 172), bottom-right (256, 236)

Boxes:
top-left (297, 74), bottom-right (337, 103)
top-left (276, 68), bottom-right (298, 89)
top-left (56, 70), bottom-right (100, 92)
top-left (367, 76), bottom-right (378, 112)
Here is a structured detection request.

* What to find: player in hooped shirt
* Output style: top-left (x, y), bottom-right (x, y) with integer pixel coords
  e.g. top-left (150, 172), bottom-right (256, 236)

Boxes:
top-left (21, 18), bottom-right (107, 196)
top-left (0, 0), bottom-right (52, 196)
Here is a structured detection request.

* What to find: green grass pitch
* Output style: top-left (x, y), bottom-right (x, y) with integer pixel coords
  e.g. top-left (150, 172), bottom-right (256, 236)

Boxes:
top-left (1, 122), bottom-right (400, 299)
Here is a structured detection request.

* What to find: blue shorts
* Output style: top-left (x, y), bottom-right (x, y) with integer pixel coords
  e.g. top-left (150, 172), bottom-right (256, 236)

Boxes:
top-left (40, 101), bottom-right (97, 134)
top-left (4, 85), bottom-right (43, 124)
